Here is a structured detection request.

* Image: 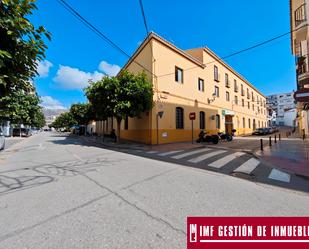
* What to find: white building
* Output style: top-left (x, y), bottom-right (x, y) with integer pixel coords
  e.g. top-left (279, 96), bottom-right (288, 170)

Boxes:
top-left (266, 92), bottom-right (297, 126)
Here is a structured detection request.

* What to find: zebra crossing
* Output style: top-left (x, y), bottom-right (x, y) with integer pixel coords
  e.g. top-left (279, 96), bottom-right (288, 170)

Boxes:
top-left (138, 148), bottom-right (292, 184)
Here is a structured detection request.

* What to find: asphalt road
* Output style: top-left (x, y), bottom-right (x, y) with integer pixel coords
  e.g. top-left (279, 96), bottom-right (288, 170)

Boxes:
top-left (0, 132), bottom-right (309, 249)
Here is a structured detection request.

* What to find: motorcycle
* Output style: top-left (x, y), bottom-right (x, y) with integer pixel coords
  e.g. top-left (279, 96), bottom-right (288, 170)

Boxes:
top-left (196, 131), bottom-right (219, 144)
top-left (217, 132), bottom-right (233, 142)
top-left (196, 131), bottom-right (233, 144)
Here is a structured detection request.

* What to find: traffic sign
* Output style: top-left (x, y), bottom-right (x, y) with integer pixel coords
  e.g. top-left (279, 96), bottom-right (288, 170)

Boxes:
top-left (189, 112), bottom-right (196, 120)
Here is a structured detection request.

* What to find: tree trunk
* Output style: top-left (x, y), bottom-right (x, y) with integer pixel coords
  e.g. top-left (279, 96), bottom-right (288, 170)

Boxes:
top-left (116, 118), bottom-right (121, 143)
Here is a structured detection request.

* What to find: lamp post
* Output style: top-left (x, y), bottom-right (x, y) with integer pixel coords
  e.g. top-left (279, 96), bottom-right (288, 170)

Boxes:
top-left (156, 111), bottom-right (164, 145)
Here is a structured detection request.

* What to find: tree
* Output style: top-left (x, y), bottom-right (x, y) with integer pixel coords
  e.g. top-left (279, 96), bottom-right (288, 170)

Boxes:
top-left (85, 71), bottom-right (153, 141)
top-left (30, 107), bottom-right (45, 128)
top-left (70, 103), bottom-right (95, 126)
top-left (0, 0), bottom-right (51, 96)
top-left (0, 88), bottom-right (42, 127)
top-left (50, 112), bottom-right (76, 130)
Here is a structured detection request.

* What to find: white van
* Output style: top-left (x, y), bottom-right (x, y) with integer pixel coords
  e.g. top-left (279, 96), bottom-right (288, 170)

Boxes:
top-left (0, 126), bottom-right (5, 150)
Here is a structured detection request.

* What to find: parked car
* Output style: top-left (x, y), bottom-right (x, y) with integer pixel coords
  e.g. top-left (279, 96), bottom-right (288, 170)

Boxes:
top-left (271, 126), bottom-right (279, 133)
top-left (12, 128), bottom-right (31, 137)
top-left (0, 127), bottom-right (5, 150)
top-left (252, 128), bottom-right (267, 135)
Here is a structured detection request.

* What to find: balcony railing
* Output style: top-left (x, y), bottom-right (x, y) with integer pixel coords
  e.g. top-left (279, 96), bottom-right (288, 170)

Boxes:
top-left (295, 3), bottom-right (306, 27)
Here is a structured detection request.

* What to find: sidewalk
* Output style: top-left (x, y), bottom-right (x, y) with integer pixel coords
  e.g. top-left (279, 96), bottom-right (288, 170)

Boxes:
top-left (81, 135), bottom-right (204, 152)
top-left (256, 139), bottom-right (309, 177)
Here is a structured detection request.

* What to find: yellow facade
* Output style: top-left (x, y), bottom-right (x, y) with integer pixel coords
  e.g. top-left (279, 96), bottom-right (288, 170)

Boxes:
top-left (290, 0), bottom-right (309, 136)
top-left (97, 33), bottom-right (267, 144)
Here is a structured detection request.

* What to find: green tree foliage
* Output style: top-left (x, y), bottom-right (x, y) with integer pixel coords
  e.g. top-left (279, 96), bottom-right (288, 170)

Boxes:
top-left (0, 0), bottom-right (51, 95)
top-left (70, 103), bottom-right (95, 126)
top-left (50, 112), bottom-right (76, 130)
top-left (30, 107), bottom-right (45, 128)
top-left (85, 71), bottom-right (153, 141)
top-left (0, 88), bottom-right (45, 127)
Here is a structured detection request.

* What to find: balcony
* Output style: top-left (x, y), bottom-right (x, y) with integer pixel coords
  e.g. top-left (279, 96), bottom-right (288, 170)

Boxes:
top-left (297, 55), bottom-right (309, 87)
top-left (295, 4), bottom-right (307, 27)
top-left (225, 80), bottom-right (230, 88)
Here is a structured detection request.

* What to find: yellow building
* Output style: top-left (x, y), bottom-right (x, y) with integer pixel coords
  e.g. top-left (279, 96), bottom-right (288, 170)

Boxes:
top-left (96, 32), bottom-right (267, 144)
top-left (290, 0), bottom-right (309, 136)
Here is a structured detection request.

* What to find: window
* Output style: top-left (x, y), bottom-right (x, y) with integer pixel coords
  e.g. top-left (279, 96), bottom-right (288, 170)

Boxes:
top-left (175, 66), bottom-right (183, 83)
top-left (248, 118), bottom-right (251, 128)
top-left (199, 111), bottom-right (205, 129)
top-left (234, 95), bottom-right (238, 105)
top-left (242, 99), bottom-right (244, 107)
top-left (124, 116), bottom-right (129, 130)
top-left (234, 80), bottom-right (238, 92)
top-left (252, 104), bottom-right (255, 111)
top-left (243, 117), bottom-right (245, 128)
top-left (241, 84), bottom-right (244, 96)
top-left (225, 73), bottom-right (229, 87)
top-left (248, 101), bottom-right (250, 109)
top-left (214, 65), bottom-right (219, 81)
top-left (258, 121), bottom-right (260, 128)
top-left (176, 107), bottom-right (184, 129)
top-left (198, 78), bottom-right (204, 92)
top-left (253, 119), bottom-right (256, 130)
top-left (214, 86), bottom-right (219, 97)
top-left (215, 114), bottom-right (220, 129)
top-left (247, 88), bottom-right (250, 99)
top-left (251, 92), bottom-right (254, 101)
top-left (226, 91), bottom-right (230, 102)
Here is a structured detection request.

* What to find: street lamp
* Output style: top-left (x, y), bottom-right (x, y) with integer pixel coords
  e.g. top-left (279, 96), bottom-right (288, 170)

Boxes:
top-left (207, 92), bottom-right (217, 104)
top-left (156, 111), bottom-right (164, 145)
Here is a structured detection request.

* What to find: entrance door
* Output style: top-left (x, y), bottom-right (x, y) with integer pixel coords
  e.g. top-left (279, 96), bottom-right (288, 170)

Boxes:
top-left (225, 115), bottom-right (233, 134)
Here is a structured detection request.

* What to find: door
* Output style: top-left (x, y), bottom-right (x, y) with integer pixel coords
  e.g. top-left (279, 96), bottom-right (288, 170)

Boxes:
top-left (225, 115), bottom-right (233, 134)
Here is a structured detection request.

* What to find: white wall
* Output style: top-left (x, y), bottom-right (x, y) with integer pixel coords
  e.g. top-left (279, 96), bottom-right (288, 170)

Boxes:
top-left (284, 109), bottom-right (297, 127)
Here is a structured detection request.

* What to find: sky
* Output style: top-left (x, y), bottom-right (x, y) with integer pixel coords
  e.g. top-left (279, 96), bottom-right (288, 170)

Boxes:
top-left (31, 0), bottom-right (296, 110)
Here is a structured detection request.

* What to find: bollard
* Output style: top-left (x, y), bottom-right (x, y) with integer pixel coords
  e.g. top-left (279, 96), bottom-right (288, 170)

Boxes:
top-left (260, 139), bottom-right (263, 151)
top-left (275, 135), bottom-right (277, 143)
top-left (279, 133), bottom-right (281, 141)
top-left (269, 136), bottom-right (272, 147)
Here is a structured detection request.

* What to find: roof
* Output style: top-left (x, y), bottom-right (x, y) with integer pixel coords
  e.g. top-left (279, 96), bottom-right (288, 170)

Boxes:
top-left (119, 32), bottom-right (204, 75)
top-left (120, 31), bottom-right (266, 98)
top-left (201, 46), bottom-right (266, 98)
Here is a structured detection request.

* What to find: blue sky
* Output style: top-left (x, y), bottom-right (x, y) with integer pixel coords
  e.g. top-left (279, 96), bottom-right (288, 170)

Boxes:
top-left (31, 0), bottom-right (296, 109)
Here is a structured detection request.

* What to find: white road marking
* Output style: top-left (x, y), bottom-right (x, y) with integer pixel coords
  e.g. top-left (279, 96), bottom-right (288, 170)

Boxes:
top-left (233, 158), bottom-right (260, 174)
top-left (188, 150), bottom-right (226, 163)
top-left (268, 169), bottom-right (291, 183)
top-left (208, 152), bottom-right (245, 169)
top-left (171, 148), bottom-right (212, 159)
top-left (158, 150), bottom-right (184, 156)
top-left (146, 151), bottom-right (159, 154)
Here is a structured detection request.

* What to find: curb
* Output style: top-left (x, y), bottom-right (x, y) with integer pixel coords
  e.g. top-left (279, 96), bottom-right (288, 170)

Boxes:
top-left (252, 148), bottom-right (309, 180)
top-left (78, 135), bottom-right (147, 151)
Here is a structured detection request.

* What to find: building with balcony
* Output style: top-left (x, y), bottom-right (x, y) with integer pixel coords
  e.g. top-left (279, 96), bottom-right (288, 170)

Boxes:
top-left (96, 32), bottom-right (267, 144)
top-left (266, 92), bottom-right (296, 126)
top-left (290, 0), bottom-right (309, 135)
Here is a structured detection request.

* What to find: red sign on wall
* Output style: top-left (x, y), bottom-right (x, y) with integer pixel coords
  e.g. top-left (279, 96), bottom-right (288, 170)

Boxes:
top-left (189, 112), bottom-right (196, 120)
top-left (187, 217), bottom-right (309, 249)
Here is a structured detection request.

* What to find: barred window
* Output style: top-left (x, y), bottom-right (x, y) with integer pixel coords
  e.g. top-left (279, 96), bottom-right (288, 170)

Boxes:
top-left (200, 111), bottom-right (205, 129)
top-left (176, 107), bottom-right (184, 129)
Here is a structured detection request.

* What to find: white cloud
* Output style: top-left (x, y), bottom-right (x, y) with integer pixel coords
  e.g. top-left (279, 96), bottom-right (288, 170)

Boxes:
top-left (53, 65), bottom-right (104, 90)
top-left (40, 96), bottom-right (66, 110)
top-left (37, 60), bottom-right (53, 78)
top-left (98, 61), bottom-right (121, 76)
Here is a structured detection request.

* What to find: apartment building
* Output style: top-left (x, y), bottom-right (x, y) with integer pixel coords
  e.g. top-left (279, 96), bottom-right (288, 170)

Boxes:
top-left (290, 0), bottom-right (309, 135)
top-left (97, 32), bottom-right (267, 144)
top-left (266, 92), bottom-right (296, 126)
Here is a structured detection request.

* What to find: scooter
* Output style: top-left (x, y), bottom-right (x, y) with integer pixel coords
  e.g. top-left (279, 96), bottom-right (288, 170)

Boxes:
top-left (196, 130), bottom-right (219, 144)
